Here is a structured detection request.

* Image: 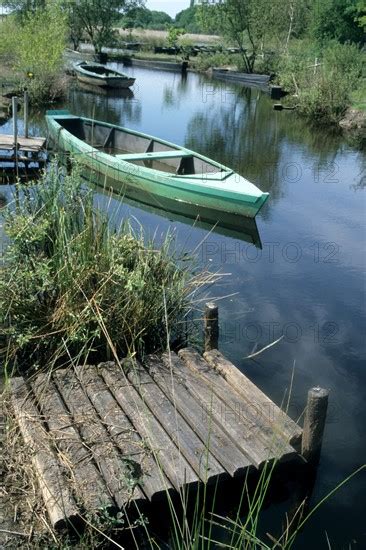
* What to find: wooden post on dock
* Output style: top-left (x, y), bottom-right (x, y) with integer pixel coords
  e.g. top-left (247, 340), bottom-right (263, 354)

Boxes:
top-left (24, 90), bottom-right (29, 139)
top-left (12, 96), bottom-right (18, 173)
top-left (204, 302), bottom-right (219, 351)
top-left (302, 387), bottom-right (329, 466)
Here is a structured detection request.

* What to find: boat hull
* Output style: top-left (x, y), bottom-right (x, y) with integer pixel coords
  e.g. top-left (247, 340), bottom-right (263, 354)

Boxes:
top-left (75, 74), bottom-right (135, 88)
top-left (46, 115), bottom-right (268, 219)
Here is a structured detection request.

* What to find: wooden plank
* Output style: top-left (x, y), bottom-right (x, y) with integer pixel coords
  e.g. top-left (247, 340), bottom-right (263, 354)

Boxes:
top-left (178, 349), bottom-right (298, 467)
top-left (30, 374), bottom-right (114, 512)
top-left (204, 349), bottom-right (302, 450)
top-left (144, 354), bottom-right (252, 477)
top-left (53, 369), bottom-right (145, 510)
top-left (10, 378), bottom-right (79, 530)
top-left (75, 365), bottom-right (174, 501)
top-left (124, 359), bottom-right (226, 483)
top-left (0, 135), bottom-right (46, 151)
top-left (99, 363), bottom-right (199, 491)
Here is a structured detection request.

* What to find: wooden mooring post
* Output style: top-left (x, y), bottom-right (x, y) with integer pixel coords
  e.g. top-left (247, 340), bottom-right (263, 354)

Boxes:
top-left (204, 302), bottom-right (219, 351)
top-left (12, 96), bottom-right (18, 172)
top-left (23, 90), bottom-right (29, 139)
top-left (301, 387), bottom-right (329, 466)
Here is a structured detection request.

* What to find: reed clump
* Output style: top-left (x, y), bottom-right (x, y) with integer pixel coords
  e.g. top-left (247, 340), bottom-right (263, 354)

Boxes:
top-left (0, 161), bottom-right (199, 373)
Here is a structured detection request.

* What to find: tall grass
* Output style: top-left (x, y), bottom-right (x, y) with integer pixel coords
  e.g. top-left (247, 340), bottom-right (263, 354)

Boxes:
top-left (0, 161), bottom-right (203, 373)
top-left (277, 40), bottom-right (364, 125)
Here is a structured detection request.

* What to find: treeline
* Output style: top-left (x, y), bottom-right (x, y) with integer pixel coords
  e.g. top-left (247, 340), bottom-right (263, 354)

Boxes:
top-left (119, 5), bottom-right (203, 33)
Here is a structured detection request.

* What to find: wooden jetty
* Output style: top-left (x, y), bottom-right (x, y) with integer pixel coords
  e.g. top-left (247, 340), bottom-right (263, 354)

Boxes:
top-left (0, 94), bottom-right (46, 179)
top-left (10, 346), bottom-right (304, 530)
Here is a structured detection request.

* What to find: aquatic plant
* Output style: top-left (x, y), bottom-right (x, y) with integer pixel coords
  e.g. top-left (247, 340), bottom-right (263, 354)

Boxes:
top-left (0, 161), bottom-right (202, 372)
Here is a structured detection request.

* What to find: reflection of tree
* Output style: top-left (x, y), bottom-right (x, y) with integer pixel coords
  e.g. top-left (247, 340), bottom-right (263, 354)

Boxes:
top-left (162, 74), bottom-right (192, 110)
top-left (185, 77), bottom-right (350, 219)
top-left (68, 86), bottom-right (142, 126)
top-left (185, 86), bottom-right (283, 217)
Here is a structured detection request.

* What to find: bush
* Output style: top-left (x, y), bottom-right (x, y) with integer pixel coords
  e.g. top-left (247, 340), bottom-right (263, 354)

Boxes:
top-left (277, 40), bottom-right (364, 124)
top-left (1, 5), bottom-right (67, 105)
top-left (0, 162), bottom-right (199, 372)
top-left (192, 52), bottom-right (240, 71)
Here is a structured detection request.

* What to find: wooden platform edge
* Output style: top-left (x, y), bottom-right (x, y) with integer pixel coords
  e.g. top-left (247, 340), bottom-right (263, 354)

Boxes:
top-left (10, 377), bottom-right (80, 531)
top-left (202, 349), bottom-right (303, 451)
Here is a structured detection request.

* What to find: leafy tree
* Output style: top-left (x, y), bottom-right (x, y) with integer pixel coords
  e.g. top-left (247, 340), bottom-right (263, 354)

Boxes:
top-left (120, 6), bottom-right (172, 30)
top-left (63, 0), bottom-right (141, 54)
top-left (0, 0), bottom-right (45, 18)
top-left (149, 10), bottom-right (172, 29)
top-left (166, 25), bottom-right (185, 47)
top-left (197, 0), bottom-right (264, 73)
top-left (355, 0), bottom-right (366, 31)
top-left (175, 6), bottom-right (202, 33)
top-left (1, 1), bottom-right (67, 103)
top-left (310, 0), bottom-right (365, 44)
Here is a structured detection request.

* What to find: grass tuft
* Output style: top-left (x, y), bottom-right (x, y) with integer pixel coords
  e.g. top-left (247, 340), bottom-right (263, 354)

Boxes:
top-left (0, 160), bottom-right (201, 373)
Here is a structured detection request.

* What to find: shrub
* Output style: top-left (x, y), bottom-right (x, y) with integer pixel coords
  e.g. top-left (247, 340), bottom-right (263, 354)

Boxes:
top-left (277, 40), bottom-right (364, 124)
top-left (192, 52), bottom-right (239, 71)
top-left (1, 5), bottom-right (67, 105)
top-left (0, 162), bottom-right (199, 372)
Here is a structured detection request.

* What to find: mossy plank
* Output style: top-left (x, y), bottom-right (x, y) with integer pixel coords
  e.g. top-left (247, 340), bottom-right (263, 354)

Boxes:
top-left (75, 365), bottom-right (173, 501)
top-left (30, 374), bottom-right (114, 512)
top-left (99, 363), bottom-right (199, 491)
top-left (10, 378), bottom-right (79, 530)
top-left (178, 349), bottom-right (297, 467)
top-left (203, 349), bottom-right (302, 450)
top-left (125, 359), bottom-right (226, 483)
top-left (53, 369), bottom-right (145, 510)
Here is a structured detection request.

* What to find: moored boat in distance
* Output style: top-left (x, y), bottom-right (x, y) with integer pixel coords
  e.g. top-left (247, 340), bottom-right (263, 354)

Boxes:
top-left (73, 61), bottom-right (135, 89)
top-left (211, 68), bottom-right (271, 90)
top-left (46, 110), bottom-right (269, 218)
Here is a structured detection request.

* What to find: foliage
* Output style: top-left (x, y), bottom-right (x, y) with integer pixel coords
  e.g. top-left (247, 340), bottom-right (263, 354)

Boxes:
top-left (278, 40), bottom-right (364, 124)
top-left (175, 5), bottom-right (203, 34)
top-left (0, 0), bottom-right (45, 20)
top-left (166, 25), bottom-right (186, 47)
top-left (1, 3), bottom-right (67, 104)
top-left (356, 0), bottom-right (366, 31)
top-left (310, 0), bottom-right (365, 44)
top-left (119, 6), bottom-right (172, 30)
top-left (0, 162), bottom-right (197, 372)
top-left (192, 51), bottom-right (240, 72)
top-left (197, 0), bottom-right (256, 73)
top-left (57, 0), bottom-right (141, 54)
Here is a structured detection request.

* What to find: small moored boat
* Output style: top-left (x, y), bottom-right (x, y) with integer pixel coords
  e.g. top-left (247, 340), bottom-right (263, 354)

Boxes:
top-left (73, 61), bottom-right (135, 89)
top-left (46, 110), bottom-right (269, 218)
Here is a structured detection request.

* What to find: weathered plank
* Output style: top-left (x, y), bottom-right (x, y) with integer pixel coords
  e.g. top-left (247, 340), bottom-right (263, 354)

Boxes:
top-left (10, 378), bottom-right (79, 530)
top-left (0, 135), bottom-right (46, 151)
top-left (204, 349), bottom-right (302, 450)
top-left (124, 358), bottom-right (226, 484)
top-left (75, 365), bottom-right (174, 501)
top-left (30, 374), bottom-right (114, 511)
top-left (100, 363), bottom-right (199, 491)
top-left (145, 353), bottom-right (252, 477)
top-left (53, 369), bottom-right (145, 510)
top-left (178, 349), bottom-right (297, 467)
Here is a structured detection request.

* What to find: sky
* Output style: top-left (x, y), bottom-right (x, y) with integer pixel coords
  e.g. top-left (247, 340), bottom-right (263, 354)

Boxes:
top-left (145, 1), bottom-right (190, 17)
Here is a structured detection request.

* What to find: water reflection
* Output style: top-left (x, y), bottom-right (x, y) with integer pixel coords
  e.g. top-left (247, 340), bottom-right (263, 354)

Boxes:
top-left (67, 83), bottom-right (141, 126)
top-left (90, 177), bottom-right (262, 248)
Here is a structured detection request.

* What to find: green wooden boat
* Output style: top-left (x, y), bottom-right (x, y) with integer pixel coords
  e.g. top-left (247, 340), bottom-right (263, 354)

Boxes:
top-left (46, 110), bottom-right (269, 218)
top-left (73, 61), bottom-right (135, 89)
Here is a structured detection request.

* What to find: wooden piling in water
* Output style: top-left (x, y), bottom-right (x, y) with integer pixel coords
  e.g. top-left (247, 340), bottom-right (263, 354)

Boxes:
top-left (23, 90), bottom-right (29, 139)
top-left (301, 387), bottom-right (329, 466)
top-left (204, 302), bottom-right (219, 351)
top-left (12, 96), bottom-right (18, 173)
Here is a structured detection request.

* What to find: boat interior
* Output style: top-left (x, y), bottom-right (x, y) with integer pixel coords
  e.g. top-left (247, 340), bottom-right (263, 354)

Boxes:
top-left (59, 117), bottom-right (224, 176)
top-left (79, 64), bottom-right (123, 77)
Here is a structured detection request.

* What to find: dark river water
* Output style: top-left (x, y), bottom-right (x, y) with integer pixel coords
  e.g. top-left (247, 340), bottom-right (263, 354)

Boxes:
top-left (1, 64), bottom-right (365, 548)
